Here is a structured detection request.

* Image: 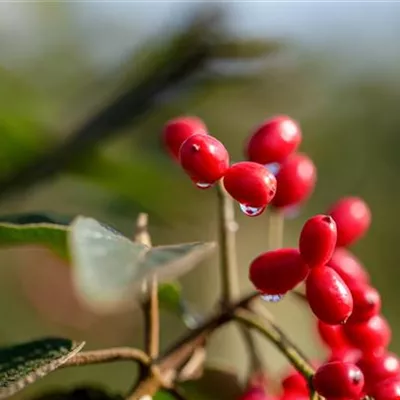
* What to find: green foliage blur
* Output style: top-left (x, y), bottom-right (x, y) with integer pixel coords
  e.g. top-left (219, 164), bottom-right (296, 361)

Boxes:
top-left (1, 2), bottom-right (400, 399)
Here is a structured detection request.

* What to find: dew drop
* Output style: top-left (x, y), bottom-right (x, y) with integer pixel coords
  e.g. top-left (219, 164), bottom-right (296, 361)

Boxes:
top-left (195, 182), bottom-right (213, 189)
top-left (264, 162), bottom-right (281, 176)
top-left (283, 205), bottom-right (301, 219)
top-left (239, 203), bottom-right (266, 217)
top-left (261, 294), bottom-right (285, 302)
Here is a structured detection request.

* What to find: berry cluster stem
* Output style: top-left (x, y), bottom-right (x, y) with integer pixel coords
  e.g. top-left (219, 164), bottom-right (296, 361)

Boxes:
top-left (217, 180), bottom-right (240, 305)
top-left (268, 209), bottom-right (285, 250)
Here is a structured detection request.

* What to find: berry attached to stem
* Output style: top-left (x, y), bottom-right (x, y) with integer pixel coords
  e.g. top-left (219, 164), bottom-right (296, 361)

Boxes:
top-left (299, 214), bottom-right (337, 268)
top-left (327, 196), bottom-right (371, 247)
top-left (163, 116), bottom-right (207, 160)
top-left (179, 133), bottom-right (229, 187)
top-left (245, 115), bottom-right (302, 165)
top-left (223, 161), bottom-right (277, 216)
top-left (249, 248), bottom-right (309, 296)
top-left (306, 266), bottom-right (353, 325)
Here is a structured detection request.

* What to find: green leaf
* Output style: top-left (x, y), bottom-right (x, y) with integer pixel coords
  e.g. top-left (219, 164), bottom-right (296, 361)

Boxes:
top-left (69, 216), bottom-right (216, 313)
top-left (181, 364), bottom-right (243, 400)
top-left (0, 212), bottom-right (72, 226)
top-left (0, 220), bottom-right (69, 260)
top-left (0, 338), bottom-right (85, 399)
top-left (158, 282), bottom-right (182, 314)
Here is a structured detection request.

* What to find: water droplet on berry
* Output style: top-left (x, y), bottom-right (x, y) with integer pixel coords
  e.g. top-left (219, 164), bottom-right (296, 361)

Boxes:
top-left (195, 182), bottom-right (213, 189)
top-left (264, 162), bottom-right (281, 176)
top-left (261, 294), bottom-right (284, 302)
top-left (239, 203), bottom-right (265, 217)
top-left (283, 205), bottom-right (301, 219)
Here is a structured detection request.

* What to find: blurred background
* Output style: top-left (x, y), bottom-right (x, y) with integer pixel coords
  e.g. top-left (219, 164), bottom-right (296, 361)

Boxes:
top-left (1, 1), bottom-right (400, 399)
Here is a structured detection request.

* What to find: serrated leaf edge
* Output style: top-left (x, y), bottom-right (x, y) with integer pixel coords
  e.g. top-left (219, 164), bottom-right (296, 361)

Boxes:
top-left (0, 341), bottom-right (85, 399)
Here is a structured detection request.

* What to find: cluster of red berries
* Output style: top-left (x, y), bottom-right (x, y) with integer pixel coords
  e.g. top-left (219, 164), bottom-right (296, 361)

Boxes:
top-left (162, 115), bottom-right (398, 400)
top-left (162, 115), bottom-right (316, 216)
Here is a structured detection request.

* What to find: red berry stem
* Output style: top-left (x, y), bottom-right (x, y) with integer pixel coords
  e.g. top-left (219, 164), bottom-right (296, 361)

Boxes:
top-left (268, 209), bottom-right (285, 250)
top-left (216, 180), bottom-right (240, 305)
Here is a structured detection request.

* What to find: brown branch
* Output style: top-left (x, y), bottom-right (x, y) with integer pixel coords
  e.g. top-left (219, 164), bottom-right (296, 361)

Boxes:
top-left (234, 308), bottom-right (315, 379)
top-left (61, 347), bottom-right (151, 368)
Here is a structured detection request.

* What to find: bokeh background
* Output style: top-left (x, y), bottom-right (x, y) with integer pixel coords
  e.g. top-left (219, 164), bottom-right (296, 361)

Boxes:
top-left (1, 1), bottom-right (400, 399)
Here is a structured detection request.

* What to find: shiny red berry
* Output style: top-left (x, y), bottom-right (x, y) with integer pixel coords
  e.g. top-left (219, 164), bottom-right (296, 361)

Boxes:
top-left (312, 361), bottom-right (364, 398)
top-left (328, 347), bottom-right (361, 364)
top-left (370, 378), bottom-right (400, 400)
top-left (317, 320), bottom-right (348, 350)
top-left (271, 153), bottom-right (317, 209)
top-left (306, 267), bottom-right (353, 325)
top-left (163, 116), bottom-right (207, 160)
top-left (179, 134), bottom-right (229, 187)
top-left (249, 248), bottom-right (309, 296)
top-left (299, 215), bottom-right (337, 268)
top-left (343, 315), bottom-right (391, 356)
top-left (327, 196), bottom-right (371, 247)
top-left (223, 162), bottom-right (277, 216)
top-left (347, 283), bottom-right (381, 324)
top-left (357, 352), bottom-right (400, 393)
top-left (245, 115), bottom-right (302, 165)
top-left (281, 369), bottom-right (309, 394)
top-left (328, 247), bottom-right (370, 286)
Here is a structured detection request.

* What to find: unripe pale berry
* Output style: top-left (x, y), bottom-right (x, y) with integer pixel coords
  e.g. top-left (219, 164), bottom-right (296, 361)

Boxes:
top-left (245, 115), bottom-right (302, 164)
top-left (306, 267), bottom-right (353, 325)
top-left (343, 315), bottom-right (391, 356)
top-left (299, 214), bottom-right (337, 268)
top-left (312, 361), bottom-right (364, 399)
top-left (179, 134), bottom-right (229, 187)
top-left (223, 162), bottom-right (277, 214)
top-left (357, 352), bottom-right (400, 393)
top-left (249, 248), bottom-right (309, 296)
top-left (163, 116), bottom-right (207, 160)
top-left (271, 153), bottom-right (317, 209)
top-left (370, 378), bottom-right (400, 400)
top-left (328, 247), bottom-right (370, 286)
top-left (347, 283), bottom-right (381, 324)
top-left (317, 320), bottom-right (349, 350)
top-left (327, 196), bottom-right (371, 247)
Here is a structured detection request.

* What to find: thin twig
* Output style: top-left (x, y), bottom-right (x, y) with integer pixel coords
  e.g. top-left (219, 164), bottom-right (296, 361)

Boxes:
top-left (234, 308), bottom-right (315, 380)
top-left (61, 348), bottom-right (151, 368)
top-left (135, 213), bottom-right (159, 360)
top-left (129, 292), bottom-right (259, 398)
top-left (268, 209), bottom-right (285, 250)
top-left (216, 181), bottom-right (240, 306)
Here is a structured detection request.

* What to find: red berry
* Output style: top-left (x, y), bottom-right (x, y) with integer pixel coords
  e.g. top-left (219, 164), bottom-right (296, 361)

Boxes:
top-left (179, 134), bottom-right (229, 187)
top-left (370, 378), bottom-right (400, 400)
top-left (245, 115), bottom-right (302, 164)
top-left (347, 283), bottom-right (381, 324)
top-left (306, 267), bottom-right (353, 325)
top-left (299, 214), bottom-right (337, 268)
top-left (280, 393), bottom-right (309, 400)
top-left (357, 352), bottom-right (400, 393)
top-left (317, 320), bottom-right (348, 350)
top-left (328, 248), bottom-right (370, 286)
top-left (328, 347), bottom-right (361, 364)
top-left (281, 370), bottom-right (309, 394)
top-left (249, 248), bottom-right (309, 296)
top-left (271, 153), bottom-right (317, 209)
top-left (343, 315), bottom-right (391, 356)
top-left (312, 361), bottom-right (364, 398)
top-left (223, 162), bottom-right (277, 216)
top-left (327, 196), bottom-right (371, 247)
top-left (163, 116), bottom-right (207, 160)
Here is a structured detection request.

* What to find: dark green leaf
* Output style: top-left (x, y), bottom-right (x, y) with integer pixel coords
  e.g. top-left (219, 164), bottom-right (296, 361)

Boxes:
top-left (181, 365), bottom-right (243, 400)
top-left (0, 338), bottom-right (85, 399)
top-left (30, 386), bottom-right (123, 400)
top-left (0, 221), bottom-right (69, 260)
top-left (0, 212), bottom-right (72, 226)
